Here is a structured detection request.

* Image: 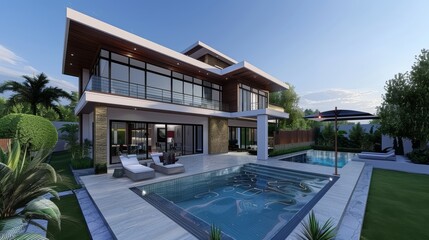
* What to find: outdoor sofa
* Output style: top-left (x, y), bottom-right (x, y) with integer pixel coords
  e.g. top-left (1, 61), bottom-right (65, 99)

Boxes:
top-left (357, 149), bottom-right (396, 161)
top-left (119, 155), bottom-right (155, 181)
top-left (150, 152), bottom-right (185, 175)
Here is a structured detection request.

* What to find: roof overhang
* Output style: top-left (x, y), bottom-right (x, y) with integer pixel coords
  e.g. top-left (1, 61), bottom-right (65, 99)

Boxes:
top-left (63, 8), bottom-right (288, 92)
top-left (182, 41), bottom-right (238, 66)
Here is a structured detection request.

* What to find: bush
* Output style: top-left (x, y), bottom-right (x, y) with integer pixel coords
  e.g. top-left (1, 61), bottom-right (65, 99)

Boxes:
top-left (0, 114), bottom-right (57, 151)
top-left (269, 146), bottom-right (312, 157)
top-left (71, 157), bottom-right (93, 169)
top-left (95, 163), bottom-right (107, 174)
top-left (312, 145), bottom-right (362, 153)
top-left (407, 149), bottom-right (429, 164)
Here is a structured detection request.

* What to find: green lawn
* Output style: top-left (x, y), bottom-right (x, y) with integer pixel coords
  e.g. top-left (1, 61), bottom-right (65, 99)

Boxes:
top-left (49, 151), bottom-right (81, 192)
top-left (48, 194), bottom-right (91, 240)
top-left (361, 169), bottom-right (429, 239)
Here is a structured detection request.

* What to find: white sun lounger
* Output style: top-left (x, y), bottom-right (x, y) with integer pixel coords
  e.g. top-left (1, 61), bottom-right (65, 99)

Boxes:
top-left (150, 152), bottom-right (185, 175)
top-left (357, 150), bottom-right (396, 161)
top-left (119, 155), bottom-right (155, 181)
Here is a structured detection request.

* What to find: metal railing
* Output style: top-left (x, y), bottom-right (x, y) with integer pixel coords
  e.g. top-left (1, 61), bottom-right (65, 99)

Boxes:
top-left (85, 76), bottom-right (228, 111)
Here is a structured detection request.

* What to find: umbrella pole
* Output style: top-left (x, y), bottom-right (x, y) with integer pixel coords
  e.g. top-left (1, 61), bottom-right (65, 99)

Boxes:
top-left (334, 106), bottom-right (338, 175)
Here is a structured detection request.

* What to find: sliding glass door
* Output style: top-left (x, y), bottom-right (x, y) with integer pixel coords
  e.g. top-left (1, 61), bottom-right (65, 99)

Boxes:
top-left (110, 121), bottom-right (203, 164)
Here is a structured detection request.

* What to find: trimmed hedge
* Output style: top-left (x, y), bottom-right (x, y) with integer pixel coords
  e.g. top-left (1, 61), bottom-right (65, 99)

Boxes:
top-left (407, 149), bottom-right (429, 164)
top-left (269, 146), bottom-right (312, 157)
top-left (0, 113), bottom-right (58, 151)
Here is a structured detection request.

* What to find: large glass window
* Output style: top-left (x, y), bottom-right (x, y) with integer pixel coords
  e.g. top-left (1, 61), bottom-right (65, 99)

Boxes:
top-left (146, 72), bottom-right (171, 102)
top-left (90, 49), bottom-right (224, 110)
top-left (110, 121), bottom-right (203, 164)
top-left (239, 84), bottom-right (267, 111)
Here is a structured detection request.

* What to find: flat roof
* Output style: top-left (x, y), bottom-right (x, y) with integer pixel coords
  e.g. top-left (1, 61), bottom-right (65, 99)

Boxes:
top-left (63, 8), bottom-right (289, 92)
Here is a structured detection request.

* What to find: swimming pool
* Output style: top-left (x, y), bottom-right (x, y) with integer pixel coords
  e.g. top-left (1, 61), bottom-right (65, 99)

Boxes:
top-left (280, 150), bottom-right (356, 168)
top-left (131, 163), bottom-right (337, 239)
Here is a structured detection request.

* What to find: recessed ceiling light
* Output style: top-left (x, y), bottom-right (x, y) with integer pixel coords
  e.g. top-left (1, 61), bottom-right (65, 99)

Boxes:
top-left (206, 73), bottom-right (209, 75)
top-left (69, 63), bottom-right (73, 66)
top-left (70, 53), bottom-right (74, 57)
top-left (225, 77), bottom-right (228, 80)
top-left (177, 62), bottom-right (180, 65)
top-left (133, 47), bottom-right (137, 51)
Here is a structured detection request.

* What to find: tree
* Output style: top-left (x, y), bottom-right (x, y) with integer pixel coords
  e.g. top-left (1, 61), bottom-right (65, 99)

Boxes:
top-left (349, 123), bottom-right (365, 149)
top-left (379, 49), bottom-right (429, 150)
top-left (269, 84), bottom-right (309, 130)
top-left (0, 73), bottom-right (73, 120)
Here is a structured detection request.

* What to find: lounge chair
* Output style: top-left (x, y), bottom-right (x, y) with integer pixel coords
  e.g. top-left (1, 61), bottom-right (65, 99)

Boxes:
top-left (357, 150), bottom-right (396, 161)
top-left (119, 155), bottom-right (155, 181)
top-left (150, 152), bottom-right (185, 175)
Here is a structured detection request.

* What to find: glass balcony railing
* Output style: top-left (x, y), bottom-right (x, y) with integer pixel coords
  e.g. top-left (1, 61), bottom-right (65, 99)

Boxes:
top-left (85, 76), bottom-right (227, 111)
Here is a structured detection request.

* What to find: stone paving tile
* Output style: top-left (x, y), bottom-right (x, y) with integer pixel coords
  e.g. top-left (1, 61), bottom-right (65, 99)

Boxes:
top-left (335, 165), bottom-right (373, 240)
top-left (75, 188), bottom-right (114, 240)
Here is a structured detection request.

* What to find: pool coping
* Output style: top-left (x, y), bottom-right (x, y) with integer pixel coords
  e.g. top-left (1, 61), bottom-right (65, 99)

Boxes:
top-left (80, 152), bottom-right (365, 240)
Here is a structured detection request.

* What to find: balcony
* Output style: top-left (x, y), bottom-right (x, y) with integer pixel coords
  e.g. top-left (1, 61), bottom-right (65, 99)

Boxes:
top-left (84, 76), bottom-right (228, 111)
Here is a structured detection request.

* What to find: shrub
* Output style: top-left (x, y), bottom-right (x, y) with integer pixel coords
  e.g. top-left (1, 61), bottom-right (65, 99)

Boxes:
top-left (71, 156), bottom-right (93, 169)
top-left (407, 149), bottom-right (429, 164)
top-left (298, 211), bottom-right (336, 240)
top-left (0, 113), bottom-right (57, 151)
top-left (312, 145), bottom-right (362, 153)
top-left (0, 139), bottom-right (61, 239)
top-left (269, 146), bottom-right (312, 157)
top-left (95, 163), bottom-right (107, 174)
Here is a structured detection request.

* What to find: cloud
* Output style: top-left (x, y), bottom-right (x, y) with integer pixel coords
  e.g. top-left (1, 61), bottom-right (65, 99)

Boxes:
top-left (0, 44), bottom-right (77, 94)
top-left (0, 44), bottom-right (24, 65)
top-left (299, 88), bottom-right (382, 114)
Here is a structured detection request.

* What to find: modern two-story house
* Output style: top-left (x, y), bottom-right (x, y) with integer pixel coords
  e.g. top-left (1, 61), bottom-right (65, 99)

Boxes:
top-left (62, 8), bottom-right (289, 168)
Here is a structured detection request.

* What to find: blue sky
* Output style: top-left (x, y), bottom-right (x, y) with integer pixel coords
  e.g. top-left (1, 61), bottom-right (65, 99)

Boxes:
top-left (1, 1), bottom-right (429, 114)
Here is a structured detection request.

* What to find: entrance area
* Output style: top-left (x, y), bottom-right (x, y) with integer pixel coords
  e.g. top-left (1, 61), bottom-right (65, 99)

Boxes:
top-left (110, 121), bottom-right (203, 164)
top-left (228, 127), bottom-right (257, 151)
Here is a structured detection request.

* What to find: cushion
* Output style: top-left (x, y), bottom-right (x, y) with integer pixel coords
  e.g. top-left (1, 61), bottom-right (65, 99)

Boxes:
top-left (151, 152), bottom-right (163, 165)
top-left (124, 164), bottom-right (153, 173)
top-left (120, 156), bottom-right (139, 166)
top-left (161, 163), bottom-right (184, 169)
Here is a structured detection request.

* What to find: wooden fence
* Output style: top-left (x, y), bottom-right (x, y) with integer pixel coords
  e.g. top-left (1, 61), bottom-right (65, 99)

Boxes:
top-left (274, 130), bottom-right (314, 145)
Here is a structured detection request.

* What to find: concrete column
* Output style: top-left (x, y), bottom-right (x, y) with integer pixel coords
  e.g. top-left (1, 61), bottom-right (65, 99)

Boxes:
top-left (257, 114), bottom-right (268, 160)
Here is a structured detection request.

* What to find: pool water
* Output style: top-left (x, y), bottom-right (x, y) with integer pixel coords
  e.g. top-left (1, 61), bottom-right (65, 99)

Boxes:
top-left (132, 163), bottom-right (336, 239)
top-left (281, 150), bottom-right (356, 168)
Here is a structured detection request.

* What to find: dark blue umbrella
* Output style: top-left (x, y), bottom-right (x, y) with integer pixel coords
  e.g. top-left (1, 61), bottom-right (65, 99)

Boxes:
top-left (305, 107), bottom-right (379, 175)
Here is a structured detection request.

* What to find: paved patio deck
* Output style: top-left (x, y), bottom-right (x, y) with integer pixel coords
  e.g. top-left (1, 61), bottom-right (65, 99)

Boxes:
top-left (80, 152), bottom-right (365, 240)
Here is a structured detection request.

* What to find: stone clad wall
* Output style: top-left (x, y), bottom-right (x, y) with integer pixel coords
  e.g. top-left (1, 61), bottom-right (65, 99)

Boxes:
top-left (94, 106), bottom-right (108, 166)
top-left (208, 117), bottom-right (228, 154)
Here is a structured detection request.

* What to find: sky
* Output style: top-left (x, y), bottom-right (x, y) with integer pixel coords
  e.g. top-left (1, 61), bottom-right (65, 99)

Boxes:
top-left (1, 1), bottom-right (429, 114)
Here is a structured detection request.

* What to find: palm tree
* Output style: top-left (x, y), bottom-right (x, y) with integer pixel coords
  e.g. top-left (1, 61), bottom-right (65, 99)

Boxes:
top-left (0, 73), bottom-right (73, 119)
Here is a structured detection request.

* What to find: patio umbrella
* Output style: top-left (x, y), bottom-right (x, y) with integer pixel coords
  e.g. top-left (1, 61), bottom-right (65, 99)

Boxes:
top-left (304, 107), bottom-right (379, 175)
